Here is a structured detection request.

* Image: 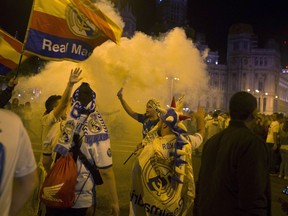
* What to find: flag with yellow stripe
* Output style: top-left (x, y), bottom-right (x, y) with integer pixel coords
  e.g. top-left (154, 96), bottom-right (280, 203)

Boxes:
top-left (0, 29), bottom-right (28, 75)
top-left (24, 0), bottom-right (123, 62)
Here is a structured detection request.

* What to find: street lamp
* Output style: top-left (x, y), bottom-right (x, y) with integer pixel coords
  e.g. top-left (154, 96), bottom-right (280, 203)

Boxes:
top-left (166, 76), bottom-right (180, 99)
top-left (274, 95), bottom-right (278, 112)
top-left (247, 89), bottom-right (268, 113)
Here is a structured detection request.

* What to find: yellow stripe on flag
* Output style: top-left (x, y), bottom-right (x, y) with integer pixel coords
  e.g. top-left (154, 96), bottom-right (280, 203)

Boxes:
top-left (0, 29), bottom-right (28, 70)
top-left (33, 0), bottom-right (68, 19)
top-left (0, 36), bottom-right (22, 64)
top-left (24, 0), bottom-right (123, 62)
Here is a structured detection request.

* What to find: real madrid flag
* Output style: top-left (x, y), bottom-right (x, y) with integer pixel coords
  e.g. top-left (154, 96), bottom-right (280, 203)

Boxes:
top-left (24, 0), bottom-right (123, 62)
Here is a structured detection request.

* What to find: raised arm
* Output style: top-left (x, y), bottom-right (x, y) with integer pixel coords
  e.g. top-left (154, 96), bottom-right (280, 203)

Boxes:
top-left (194, 106), bottom-right (205, 139)
top-left (99, 167), bottom-right (120, 216)
top-left (53, 67), bottom-right (82, 119)
top-left (117, 88), bottom-right (138, 120)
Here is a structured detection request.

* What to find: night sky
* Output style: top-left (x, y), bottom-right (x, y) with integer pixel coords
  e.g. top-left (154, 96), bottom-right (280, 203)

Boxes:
top-left (1, 0), bottom-right (287, 61)
top-left (187, 0), bottom-right (288, 56)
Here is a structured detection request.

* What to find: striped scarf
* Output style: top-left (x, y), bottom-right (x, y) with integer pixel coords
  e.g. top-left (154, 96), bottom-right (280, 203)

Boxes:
top-left (54, 83), bottom-right (109, 155)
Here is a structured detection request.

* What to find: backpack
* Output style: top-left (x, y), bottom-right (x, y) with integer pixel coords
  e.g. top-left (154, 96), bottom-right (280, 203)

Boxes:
top-left (40, 153), bottom-right (77, 208)
top-left (39, 133), bottom-right (103, 209)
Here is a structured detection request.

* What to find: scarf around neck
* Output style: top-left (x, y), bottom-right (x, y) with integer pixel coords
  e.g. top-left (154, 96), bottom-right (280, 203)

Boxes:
top-left (54, 83), bottom-right (109, 156)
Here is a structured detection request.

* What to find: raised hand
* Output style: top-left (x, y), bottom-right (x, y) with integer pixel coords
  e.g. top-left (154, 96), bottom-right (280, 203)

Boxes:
top-left (69, 67), bottom-right (82, 85)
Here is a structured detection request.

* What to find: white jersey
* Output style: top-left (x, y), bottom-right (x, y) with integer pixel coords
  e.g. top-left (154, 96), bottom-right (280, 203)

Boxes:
top-left (0, 109), bottom-right (37, 216)
top-left (73, 138), bottom-right (113, 208)
top-left (41, 111), bottom-right (62, 155)
top-left (53, 110), bottom-right (113, 208)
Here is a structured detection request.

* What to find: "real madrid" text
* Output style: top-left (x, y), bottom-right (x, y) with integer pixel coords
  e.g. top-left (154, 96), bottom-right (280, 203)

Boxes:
top-left (42, 39), bottom-right (92, 57)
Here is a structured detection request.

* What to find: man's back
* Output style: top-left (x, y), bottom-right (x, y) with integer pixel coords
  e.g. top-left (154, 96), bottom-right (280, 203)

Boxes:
top-left (0, 109), bottom-right (37, 215)
top-left (196, 120), bottom-right (271, 216)
top-left (205, 118), bottom-right (222, 140)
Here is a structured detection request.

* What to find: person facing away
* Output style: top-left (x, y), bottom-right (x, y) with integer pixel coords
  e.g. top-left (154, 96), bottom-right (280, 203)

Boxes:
top-left (0, 108), bottom-right (38, 216)
top-left (194, 91), bottom-right (271, 216)
top-left (278, 119), bottom-right (288, 180)
top-left (0, 76), bottom-right (18, 108)
top-left (117, 87), bottom-right (160, 138)
top-left (251, 114), bottom-right (268, 141)
top-left (129, 98), bottom-right (205, 216)
top-left (266, 112), bottom-right (283, 175)
top-left (41, 67), bottom-right (82, 172)
top-left (46, 82), bottom-right (120, 216)
top-left (204, 111), bottom-right (222, 140)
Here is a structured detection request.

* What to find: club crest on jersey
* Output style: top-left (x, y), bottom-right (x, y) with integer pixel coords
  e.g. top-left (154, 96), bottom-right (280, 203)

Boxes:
top-left (65, 4), bottom-right (102, 39)
top-left (59, 120), bottom-right (75, 144)
top-left (87, 114), bottom-right (102, 133)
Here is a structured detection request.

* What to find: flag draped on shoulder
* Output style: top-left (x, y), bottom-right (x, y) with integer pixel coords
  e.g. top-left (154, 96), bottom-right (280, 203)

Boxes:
top-left (24, 0), bottom-right (123, 62)
top-left (0, 29), bottom-right (28, 76)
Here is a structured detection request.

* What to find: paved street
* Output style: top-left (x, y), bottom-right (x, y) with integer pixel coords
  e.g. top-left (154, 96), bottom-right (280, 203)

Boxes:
top-left (17, 130), bottom-right (288, 216)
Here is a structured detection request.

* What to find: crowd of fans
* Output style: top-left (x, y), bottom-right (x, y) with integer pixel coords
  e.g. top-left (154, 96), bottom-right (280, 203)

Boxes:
top-left (3, 82), bottom-right (288, 182)
top-left (186, 108), bottom-right (288, 180)
top-left (0, 73), bottom-right (285, 215)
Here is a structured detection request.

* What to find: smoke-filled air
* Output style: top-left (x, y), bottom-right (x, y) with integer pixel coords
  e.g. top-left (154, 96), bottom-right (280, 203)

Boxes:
top-left (14, 1), bottom-right (210, 141)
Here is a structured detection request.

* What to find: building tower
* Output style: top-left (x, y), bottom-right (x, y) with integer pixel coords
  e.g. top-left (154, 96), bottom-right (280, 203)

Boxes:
top-left (156, 0), bottom-right (188, 31)
top-left (117, 0), bottom-right (136, 38)
top-left (226, 23), bottom-right (282, 113)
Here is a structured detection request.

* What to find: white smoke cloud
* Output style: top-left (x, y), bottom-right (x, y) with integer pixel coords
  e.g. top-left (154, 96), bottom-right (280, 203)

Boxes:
top-left (93, 0), bottom-right (125, 29)
top-left (15, 27), bottom-right (209, 141)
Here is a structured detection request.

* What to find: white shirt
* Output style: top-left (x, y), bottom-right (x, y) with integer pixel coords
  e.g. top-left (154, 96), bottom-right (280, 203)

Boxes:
top-left (41, 111), bottom-right (61, 155)
top-left (0, 109), bottom-right (37, 216)
top-left (52, 110), bottom-right (113, 208)
top-left (73, 139), bottom-right (113, 208)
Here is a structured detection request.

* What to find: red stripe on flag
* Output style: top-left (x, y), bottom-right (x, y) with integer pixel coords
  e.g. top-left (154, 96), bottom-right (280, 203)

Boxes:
top-left (29, 11), bottom-right (108, 47)
top-left (71, 0), bottom-right (117, 43)
top-left (0, 56), bottom-right (18, 69)
top-left (30, 11), bottom-right (76, 39)
top-left (0, 30), bottom-right (23, 53)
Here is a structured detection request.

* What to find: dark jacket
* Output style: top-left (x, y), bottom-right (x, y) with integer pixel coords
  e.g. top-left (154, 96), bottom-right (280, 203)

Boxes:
top-left (194, 120), bottom-right (271, 216)
top-left (0, 86), bottom-right (14, 108)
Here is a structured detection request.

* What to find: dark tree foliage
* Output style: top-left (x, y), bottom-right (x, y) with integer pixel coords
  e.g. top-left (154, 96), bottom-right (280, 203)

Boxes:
top-left (0, 56), bottom-right (48, 83)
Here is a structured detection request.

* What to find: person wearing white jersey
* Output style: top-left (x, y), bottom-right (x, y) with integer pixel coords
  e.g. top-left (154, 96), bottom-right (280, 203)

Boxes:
top-left (0, 109), bottom-right (38, 216)
top-left (41, 67), bottom-right (82, 172)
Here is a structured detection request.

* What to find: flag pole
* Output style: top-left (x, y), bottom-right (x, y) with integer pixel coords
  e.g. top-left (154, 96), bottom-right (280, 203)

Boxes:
top-left (15, 51), bottom-right (25, 77)
top-left (16, 0), bottom-right (35, 78)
